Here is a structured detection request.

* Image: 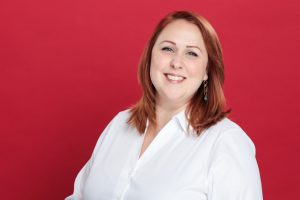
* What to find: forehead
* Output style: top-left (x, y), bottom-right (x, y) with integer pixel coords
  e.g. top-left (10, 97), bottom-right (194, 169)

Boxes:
top-left (155, 19), bottom-right (205, 47)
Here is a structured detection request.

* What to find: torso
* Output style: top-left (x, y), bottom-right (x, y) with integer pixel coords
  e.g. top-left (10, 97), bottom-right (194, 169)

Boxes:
top-left (80, 109), bottom-right (260, 200)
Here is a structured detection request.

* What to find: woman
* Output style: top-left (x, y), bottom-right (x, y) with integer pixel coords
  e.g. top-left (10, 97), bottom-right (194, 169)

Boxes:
top-left (66, 11), bottom-right (263, 200)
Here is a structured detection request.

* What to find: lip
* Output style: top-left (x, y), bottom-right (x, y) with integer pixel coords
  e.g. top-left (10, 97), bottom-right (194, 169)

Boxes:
top-left (163, 73), bottom-right (186, 79)
top-left (164, 73), bottom-right (186, 83)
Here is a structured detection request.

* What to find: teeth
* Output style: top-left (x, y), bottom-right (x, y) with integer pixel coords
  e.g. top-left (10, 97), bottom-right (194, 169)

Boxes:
top-left (166, 74), bottom-right (184, 81)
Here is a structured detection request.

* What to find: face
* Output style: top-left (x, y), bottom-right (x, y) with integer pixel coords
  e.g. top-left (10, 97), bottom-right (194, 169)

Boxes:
top-left (150, 19), bottom-right (208, 108)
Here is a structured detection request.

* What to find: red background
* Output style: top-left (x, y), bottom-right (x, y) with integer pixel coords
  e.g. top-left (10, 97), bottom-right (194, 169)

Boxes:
top-left (0, 0), bottom-right (299, 199)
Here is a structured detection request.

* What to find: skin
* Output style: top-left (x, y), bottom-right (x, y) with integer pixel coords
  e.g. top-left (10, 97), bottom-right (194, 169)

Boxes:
top-left (139, 19), bottom-right (209, 158)
top-left (150, 19), bottom-right (209, 127)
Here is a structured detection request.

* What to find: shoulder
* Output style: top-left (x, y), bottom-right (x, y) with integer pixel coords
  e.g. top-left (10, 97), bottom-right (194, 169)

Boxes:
top-left (207, 117), bottom-right (242, 133)
top-left (205, 118), bottom-right (263, 199)
top-left (115, 108), bottom-right (131, 118)
top-left (105, 108), bottom-right (132, 131)
top-left (111, 108), bottom-right (131, 124)
top-left (91, 109), bottom-right (133, 152)
top-left (204, 117), bottom-right (256, 156)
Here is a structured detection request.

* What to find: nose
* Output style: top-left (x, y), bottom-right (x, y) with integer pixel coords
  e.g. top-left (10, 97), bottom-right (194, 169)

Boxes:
top-left (170, 54), bottom-right (183, 69)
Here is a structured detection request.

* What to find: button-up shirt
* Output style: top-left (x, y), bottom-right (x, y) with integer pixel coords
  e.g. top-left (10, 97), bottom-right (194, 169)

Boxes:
top-left (66, 109), bottom-right (263, 200)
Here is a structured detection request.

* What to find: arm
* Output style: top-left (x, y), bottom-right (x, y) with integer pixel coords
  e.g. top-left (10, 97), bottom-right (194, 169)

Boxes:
top-left (207, 128), bottom-right (263, 200)
top-left (65, 113), bottom-right (119, 200)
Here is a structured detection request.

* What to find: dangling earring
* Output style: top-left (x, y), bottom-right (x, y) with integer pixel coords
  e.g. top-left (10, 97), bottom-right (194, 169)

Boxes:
top-left (203, 80), bottom-right (208, 101)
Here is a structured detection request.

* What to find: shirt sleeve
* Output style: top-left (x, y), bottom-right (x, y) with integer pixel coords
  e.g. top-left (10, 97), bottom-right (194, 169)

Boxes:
top-left (65, 112), bottom-right (119, 200)
top-left (207, 127), bottom-right (263, 200)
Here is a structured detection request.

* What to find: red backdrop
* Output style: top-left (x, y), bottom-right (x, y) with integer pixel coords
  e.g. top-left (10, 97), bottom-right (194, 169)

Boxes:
top-left (1, 0), bottom-right (299, 199)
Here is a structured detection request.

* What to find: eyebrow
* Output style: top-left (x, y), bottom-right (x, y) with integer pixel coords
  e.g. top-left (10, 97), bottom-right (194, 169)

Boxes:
top-left (159, 40), bottom-right (203, 53)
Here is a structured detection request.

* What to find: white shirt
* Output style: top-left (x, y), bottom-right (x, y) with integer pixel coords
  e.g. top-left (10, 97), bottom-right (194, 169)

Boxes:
top-left (66, 109), bottom-right (263, 200)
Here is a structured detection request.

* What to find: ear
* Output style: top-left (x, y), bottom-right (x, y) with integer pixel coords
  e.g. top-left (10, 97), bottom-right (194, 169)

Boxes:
top-left (203, 73), bottom-right (208, 81)
top-left (203, 63), bottom-right (209, 80)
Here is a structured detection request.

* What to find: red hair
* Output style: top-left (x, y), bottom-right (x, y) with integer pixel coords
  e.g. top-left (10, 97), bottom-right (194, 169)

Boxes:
top-left (127, 10), bottom-right (231, 136)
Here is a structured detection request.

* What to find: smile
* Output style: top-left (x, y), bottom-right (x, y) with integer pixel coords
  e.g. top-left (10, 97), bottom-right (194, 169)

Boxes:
top-left (164, 73), bottom-right (186, 83)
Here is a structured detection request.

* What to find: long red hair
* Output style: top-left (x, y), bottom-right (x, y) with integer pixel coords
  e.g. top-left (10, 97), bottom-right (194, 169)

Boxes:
top-left (127, 10), bottom-right (231, 136)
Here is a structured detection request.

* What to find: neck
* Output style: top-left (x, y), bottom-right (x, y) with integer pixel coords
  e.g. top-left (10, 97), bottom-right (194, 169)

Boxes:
top-left (151, 99), bottom-right (188, 133)
top-left (155, 96), bottom-right (189, 116)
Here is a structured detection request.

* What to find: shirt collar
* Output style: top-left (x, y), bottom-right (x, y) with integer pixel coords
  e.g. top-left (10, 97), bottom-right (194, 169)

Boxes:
top-left (173, 109), bottom-right (194, 135)
top-left (145, 108), bottom-right (194, 135)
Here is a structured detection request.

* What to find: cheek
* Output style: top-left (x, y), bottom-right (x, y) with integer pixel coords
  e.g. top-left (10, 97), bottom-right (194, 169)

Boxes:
top-left (190, 57), bottom-right (208, 75)
top-left (151, 52), bottom-right (169, 71)
top-left (149, 58), bottom-right (161, 84)
top-left (187, 63), bottom-right (207, 79)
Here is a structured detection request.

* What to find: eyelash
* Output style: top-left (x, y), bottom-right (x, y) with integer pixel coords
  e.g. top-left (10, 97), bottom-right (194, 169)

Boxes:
top-left (161, 47), bottom-right (198, 57)
top-left (187, 51), bottom-right (198, 57)
top-left (161, 47), bottom-right (173, 52)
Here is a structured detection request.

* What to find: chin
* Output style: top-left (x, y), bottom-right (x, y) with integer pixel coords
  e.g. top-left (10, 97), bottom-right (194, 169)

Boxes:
top-left (163, 94), bottom-right (187, 103)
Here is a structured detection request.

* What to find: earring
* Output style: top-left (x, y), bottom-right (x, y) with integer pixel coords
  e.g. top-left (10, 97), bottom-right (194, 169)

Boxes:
top-left (203, 80), bottom-right (208, 101)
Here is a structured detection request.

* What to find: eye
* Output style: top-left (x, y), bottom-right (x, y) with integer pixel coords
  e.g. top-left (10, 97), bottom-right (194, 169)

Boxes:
top-left (187, 51), bottom-right (198, 57)
top-left (161, 47), bottom-right (174, 52)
